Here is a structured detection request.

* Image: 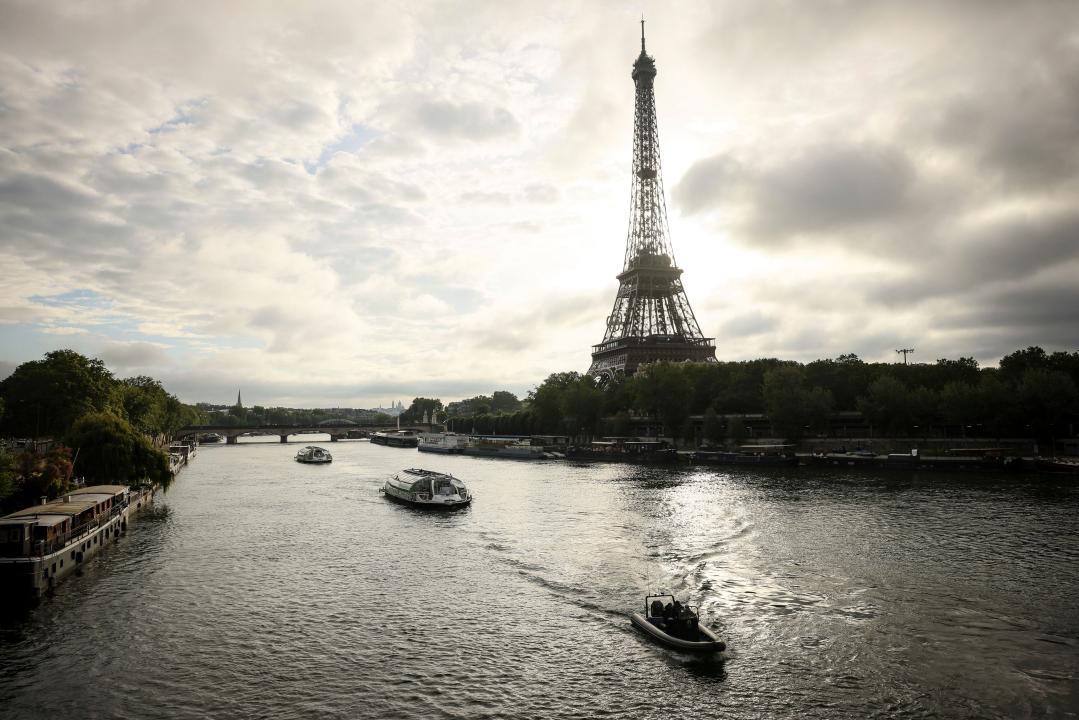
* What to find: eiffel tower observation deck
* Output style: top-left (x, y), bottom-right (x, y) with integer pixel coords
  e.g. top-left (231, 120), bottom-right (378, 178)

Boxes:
top-left (588, 22), bottom-right (717, 382)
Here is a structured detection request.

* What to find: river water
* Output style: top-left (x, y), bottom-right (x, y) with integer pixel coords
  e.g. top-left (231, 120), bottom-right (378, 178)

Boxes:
top-left (1, 436), bottom-right (1077, 719)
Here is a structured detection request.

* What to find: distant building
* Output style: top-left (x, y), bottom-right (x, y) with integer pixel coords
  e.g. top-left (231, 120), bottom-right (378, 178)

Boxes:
top-left (370, 401), bottom-right (404, 417)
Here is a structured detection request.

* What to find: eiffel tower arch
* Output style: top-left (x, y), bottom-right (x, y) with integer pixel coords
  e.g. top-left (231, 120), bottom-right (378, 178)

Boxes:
top-left (588, 22), bottom-right (717, 383)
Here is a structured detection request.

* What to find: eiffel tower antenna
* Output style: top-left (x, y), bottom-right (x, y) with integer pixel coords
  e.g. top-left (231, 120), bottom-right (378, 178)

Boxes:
top-left (588, 23), bottom-right (716, 381)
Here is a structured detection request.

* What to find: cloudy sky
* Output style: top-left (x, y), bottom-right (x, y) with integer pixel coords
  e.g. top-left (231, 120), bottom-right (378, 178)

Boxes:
top-left (1, 1), bottom-right (1077, 407)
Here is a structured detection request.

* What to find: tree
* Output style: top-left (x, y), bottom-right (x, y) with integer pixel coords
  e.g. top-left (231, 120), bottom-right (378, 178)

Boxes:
top-left (857, 375), bottom-right (913, 437)
top-left (609, 410), bottom-right (633, 437)
top-left (702, 407), bottom-right (722, 446)
top-left (0, 446), bottom-right (75, 514)
top-left (633, 363), bottom-right (692, 438)
top-left (529, 372), bottom-right (582, 432)
top-left (1000, 346), bottom-right (1049, 382)
top-left (938, 382), bottom-right (980, 437)
top-left (1019, 369), bottom-right (1079, 444)
top-left (726, 415), bottom-right (747, 446)
top-left (65, 412), bottom-right (172, 487)
top-left (401, 398), bottom-right (443, 424)
top-left (490, 391), bottom-right (521, 413)
top-left (0, 350), bottom-right (115, 437)
top-left (560, 376), bottom-right (603, 441)
top-left (763, 366), bottom-right (834, 440)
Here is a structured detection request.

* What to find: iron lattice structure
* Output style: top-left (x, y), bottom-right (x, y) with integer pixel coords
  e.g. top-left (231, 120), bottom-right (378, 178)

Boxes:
top-left (588, 24), bottom-right (716, 381)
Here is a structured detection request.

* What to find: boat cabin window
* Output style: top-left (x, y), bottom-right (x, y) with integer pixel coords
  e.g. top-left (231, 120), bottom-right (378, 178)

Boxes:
top-left (410, 480), bottom-right (430, 494)
top-left (433, 479), bottom-right (454, 495)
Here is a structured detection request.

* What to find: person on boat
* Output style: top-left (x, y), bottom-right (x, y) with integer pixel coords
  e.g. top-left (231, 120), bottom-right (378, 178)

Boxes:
top-left (650, 600), bottom-right (664, 618)
top-left (662, 602), bottom-right (674, 620)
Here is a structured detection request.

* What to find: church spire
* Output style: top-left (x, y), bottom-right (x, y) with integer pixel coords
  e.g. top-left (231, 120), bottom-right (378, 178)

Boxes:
top-left (236, 389), bottom-right (243, 410)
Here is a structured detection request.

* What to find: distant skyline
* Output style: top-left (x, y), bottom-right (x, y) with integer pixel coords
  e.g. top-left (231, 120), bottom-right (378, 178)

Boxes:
top-left (1, 1), bottom-right (1077, 407)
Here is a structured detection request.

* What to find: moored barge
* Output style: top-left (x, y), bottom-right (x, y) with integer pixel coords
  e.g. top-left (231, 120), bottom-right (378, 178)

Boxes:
top-left (370, 430), bottom-right (419, 448)
top-left (418, 432), bottom-right (469, 454)
top-left (566, 438), bottom-right (678, 464)
top-left (0, 485), bottom-right (148, 600)
top-left (692, 444), bottom-right (799, 466)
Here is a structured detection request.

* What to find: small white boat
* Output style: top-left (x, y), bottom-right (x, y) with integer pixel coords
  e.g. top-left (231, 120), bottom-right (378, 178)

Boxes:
top-left (380, 468), bottom-right (471, 509)
top-left (295, 446), bottom-right (333, 464)
top-left (630, 594), bottom-right (726, 653)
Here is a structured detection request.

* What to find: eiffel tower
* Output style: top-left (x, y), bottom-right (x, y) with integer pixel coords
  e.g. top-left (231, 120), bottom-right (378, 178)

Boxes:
top-left (588, 22), bottom-right (716, 382)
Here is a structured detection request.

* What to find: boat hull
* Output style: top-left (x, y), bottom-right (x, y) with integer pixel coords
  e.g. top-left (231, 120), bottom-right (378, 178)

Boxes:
top-left (630, 613), bottom-right (726, 653)
top-left (380, 488), bottom-right (471, 510)
top-left (692, 451), bottom-right (798, 466)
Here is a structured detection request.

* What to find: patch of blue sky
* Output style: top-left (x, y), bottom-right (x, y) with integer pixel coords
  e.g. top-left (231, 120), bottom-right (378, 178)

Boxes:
top-left (29, 288), bottom-right (112, 310)
top-left (149, 99), bottom-right (206, 135)
top-left (304, 123), bottom-right (379, 174)
top-left (0, 324), bottom-right (90, 364)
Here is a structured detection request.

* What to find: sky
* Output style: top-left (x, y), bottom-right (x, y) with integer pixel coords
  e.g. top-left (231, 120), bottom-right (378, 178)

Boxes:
top-left (1, 1), bottom-right (1077, 408)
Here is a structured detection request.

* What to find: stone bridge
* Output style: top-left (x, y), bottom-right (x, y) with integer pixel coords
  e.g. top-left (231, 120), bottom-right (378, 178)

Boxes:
top-left (176, 423), bottom-right (438, 444)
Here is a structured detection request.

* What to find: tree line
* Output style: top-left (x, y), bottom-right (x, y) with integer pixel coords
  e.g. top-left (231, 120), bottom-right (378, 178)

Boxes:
top-left (0, 350), bottom-right (201, 514)
top-left (438, 347), bottom-right (1079, 444)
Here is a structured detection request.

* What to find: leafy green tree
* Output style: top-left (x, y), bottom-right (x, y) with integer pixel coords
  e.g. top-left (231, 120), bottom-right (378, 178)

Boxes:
top-left (633, 363), bottom-right (692, 438)
top-left (0, 350), bottom-right (115, 437)
top-left (702, 407), bottom-right (722, 446)
top-left (939, 382), bottom-right (980, 437)
top-left (66, 412), bottom-right (172, 487)
top-left (726, 415), bottom-right (748, 446)
top-left (1019, 369), bottom-right (1079, 443)
top-left (529, 372), bottom-right (581, 432)
top-left (401, 398), bottom-right (443, 423)
top-left (763, 366), bottom-right (810, 439)
top-left (490, 391), bottom-right (521, 413)
top-left (560, 375), bottom-right (603, 440)
top-left (1, 446), bottom-right (75, 514)
top-left (763, 366), bottom-right (835, 440)
top-left (1000, 346), bottom-right (1049, 382)
top-left (608, 410), bottom-right (633, 437)
top-left (858, 375), bottom-right (912, 437)
top-left (0, 451), bottom-right (18, 508)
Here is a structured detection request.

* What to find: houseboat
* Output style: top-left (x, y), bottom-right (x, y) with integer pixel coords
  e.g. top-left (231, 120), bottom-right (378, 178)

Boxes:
top-left (565, 438), bottom-right (679, 464)
top-left (692, 444), bottom-right (799, 466)
top-left (295, 445), bottom-right (333, 464)
top-left (418, 432), bottom-right (469, 454)
top-left (380, 468), bottom-right (472, 509)
top-left (370, 430), bottom-right (419, 448)
top-left (461, 435), bottom-right (548, 460)
top-left (0, 485), bottom-right (144, 600)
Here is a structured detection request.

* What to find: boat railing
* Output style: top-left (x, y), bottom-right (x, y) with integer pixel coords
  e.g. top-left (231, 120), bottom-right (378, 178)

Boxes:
top-left (29, 502), bottom-right (127, 558)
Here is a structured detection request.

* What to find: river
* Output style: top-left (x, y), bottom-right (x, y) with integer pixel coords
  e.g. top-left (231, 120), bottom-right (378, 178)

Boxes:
top-left (1, 436), bottom-right (1077, 719)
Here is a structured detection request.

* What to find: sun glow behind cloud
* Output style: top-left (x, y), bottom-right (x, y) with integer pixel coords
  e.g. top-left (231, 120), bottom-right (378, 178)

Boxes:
top-left (0, 1), bottom-right (1077, 406)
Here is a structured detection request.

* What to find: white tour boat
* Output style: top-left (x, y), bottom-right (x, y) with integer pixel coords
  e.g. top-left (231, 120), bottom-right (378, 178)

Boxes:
top-left (380, 468), bottom-right (471, 509)
top-left (295, 446), bottom-right (333, 464)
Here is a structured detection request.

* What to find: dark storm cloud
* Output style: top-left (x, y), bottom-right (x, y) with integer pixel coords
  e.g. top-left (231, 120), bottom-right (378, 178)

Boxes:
top-left (870, 209), bottom-right (1079, 305)
top-left (926, 37), bottom-right (1079, 188)
top-left (937, 281), bottom-right (1079, 335)
top-left (413, 99), bottom-right (519, 141)
top-left (674, 144), bottom-right (915, 241)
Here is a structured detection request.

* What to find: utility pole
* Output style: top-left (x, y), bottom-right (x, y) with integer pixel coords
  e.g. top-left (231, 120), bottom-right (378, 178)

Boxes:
top-left (896, 348), bottom-right (915, 365)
